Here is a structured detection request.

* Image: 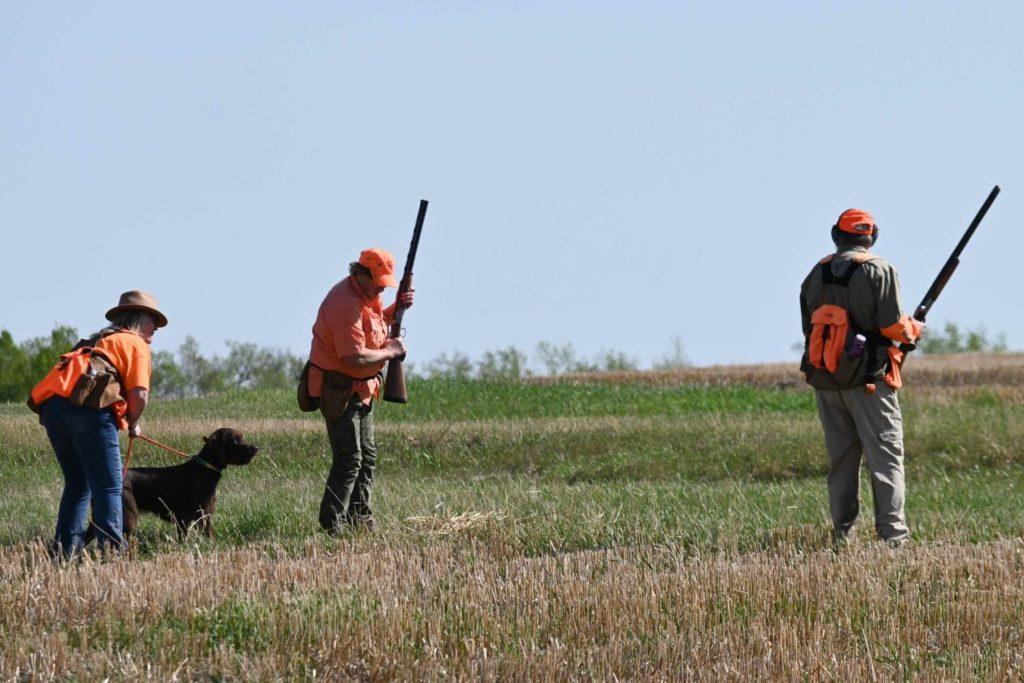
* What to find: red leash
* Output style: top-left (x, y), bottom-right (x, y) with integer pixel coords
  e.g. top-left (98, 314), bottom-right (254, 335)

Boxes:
top-left (122, 434), bottom-right (190, 476)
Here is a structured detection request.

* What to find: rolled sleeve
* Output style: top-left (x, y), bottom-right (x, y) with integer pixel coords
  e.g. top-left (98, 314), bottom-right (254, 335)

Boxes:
top-left (869, 262), bottom-right (921, 344)
top-left (96, 332), bottom-right (151, 392)
top-left (123, 345), bottom-right (152, 391)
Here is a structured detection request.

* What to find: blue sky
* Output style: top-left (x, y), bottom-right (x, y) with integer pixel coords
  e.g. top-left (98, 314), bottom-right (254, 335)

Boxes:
top-left (1, 2), bottom-right (1020, 367)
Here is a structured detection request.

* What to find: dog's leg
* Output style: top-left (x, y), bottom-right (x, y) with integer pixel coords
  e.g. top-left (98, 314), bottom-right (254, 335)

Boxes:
top-left (201, 497), bottom-right (217, 539)
top-left (198, 513), bottom-right (215, 539)
top-left (173, 516), bottom-right (190, 540)
top-left (179, 509), bottom-right (211, 540)
top-left (122, 490), bottom-right (139, 538)
top-left (121, 490), bottom-right (140, 556)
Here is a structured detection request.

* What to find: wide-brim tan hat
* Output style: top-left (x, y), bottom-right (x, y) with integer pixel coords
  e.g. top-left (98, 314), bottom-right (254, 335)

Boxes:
top-left (105, 290), bottom-right (168, 328)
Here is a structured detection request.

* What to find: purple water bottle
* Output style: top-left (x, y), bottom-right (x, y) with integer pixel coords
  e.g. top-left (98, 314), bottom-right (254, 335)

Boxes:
top-left (847, 334), bottom-right (867, 359)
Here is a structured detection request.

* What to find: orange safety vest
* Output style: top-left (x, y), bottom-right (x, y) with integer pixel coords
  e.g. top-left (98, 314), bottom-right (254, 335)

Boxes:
top-left (27, 342), bottom-right (127, 427)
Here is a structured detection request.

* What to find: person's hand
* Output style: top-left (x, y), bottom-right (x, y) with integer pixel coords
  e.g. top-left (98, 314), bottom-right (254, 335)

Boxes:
top-left (913, 319), bottom-right (926, 340)
top-left (384, 337), bottom-right (407, 359)
top-left (397, 288), bottom-right (415, 310)
top-left (129, 423), bottom-right (142, 438)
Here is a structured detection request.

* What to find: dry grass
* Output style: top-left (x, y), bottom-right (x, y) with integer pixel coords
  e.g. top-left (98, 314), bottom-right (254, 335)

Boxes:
top-left (3, 537), bottom-right (1024, 679)
top-left (541, 352), bottom-right (1024, 388)
top-left (405, 511), bottom-right (508, 534)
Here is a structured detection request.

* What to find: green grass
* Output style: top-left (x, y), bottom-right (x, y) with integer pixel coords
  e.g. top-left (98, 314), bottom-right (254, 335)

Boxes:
top-left (142, 380), bottom-right (819, 421)
top-left (2, 379), bottom-right (1024, 552)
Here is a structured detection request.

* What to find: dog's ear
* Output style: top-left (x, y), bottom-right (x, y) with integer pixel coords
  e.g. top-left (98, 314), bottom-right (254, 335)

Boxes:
top-left (206, 429), bottom-right (232, 445)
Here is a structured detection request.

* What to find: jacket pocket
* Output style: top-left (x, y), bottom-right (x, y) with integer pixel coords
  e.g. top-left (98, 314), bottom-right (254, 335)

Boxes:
top-left (809, 305), bottom-right (849, 374)
top-left (832, 348), bottom-right (867, 386)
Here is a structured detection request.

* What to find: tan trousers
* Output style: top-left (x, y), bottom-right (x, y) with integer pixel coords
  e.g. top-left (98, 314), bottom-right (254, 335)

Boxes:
top-left (815, 383), bottom-right (909, 541)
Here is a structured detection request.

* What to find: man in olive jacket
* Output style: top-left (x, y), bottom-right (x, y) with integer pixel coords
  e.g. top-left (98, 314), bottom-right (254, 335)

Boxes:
top-left (800, 209), bottom-right (923, 546)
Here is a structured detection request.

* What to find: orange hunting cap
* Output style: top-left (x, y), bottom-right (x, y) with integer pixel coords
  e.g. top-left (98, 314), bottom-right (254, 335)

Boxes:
top-left (836, 209), bottom-right (877, 235)
top-left (358, 248), bottom-right (399, 288)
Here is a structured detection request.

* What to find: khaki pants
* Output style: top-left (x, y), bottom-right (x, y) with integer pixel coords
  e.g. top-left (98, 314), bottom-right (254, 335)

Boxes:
top-left (815, 383), bottom-right (909, 541)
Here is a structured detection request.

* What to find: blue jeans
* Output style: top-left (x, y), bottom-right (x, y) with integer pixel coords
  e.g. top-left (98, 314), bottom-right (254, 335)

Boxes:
top-left (41, 397), bottom-right (124, 557)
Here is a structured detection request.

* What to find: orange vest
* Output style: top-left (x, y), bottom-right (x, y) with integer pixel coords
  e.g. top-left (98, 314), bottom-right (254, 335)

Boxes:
top-left (28, 343), bottom-right (129, 429)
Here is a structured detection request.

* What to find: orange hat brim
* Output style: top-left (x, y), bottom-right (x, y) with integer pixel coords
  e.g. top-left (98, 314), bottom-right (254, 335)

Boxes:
top-left (375, 273), bottom-right (399, 288)
top-left (837, 209), bottom-right (876, 234)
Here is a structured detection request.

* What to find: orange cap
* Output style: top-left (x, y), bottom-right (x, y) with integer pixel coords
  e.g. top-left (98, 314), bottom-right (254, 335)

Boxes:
top-left (836, 209), bottom-right (877, 235)
top-left (358, 248), bottom-right (399, 288)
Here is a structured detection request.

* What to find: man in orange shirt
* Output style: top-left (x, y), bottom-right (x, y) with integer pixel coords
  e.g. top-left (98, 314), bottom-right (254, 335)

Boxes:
top-left (307, 248), bottom-right (413, 533)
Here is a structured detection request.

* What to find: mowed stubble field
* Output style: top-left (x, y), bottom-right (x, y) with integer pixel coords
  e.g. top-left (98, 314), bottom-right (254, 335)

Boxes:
top-left (2, 353), bottom-right (1024, 679)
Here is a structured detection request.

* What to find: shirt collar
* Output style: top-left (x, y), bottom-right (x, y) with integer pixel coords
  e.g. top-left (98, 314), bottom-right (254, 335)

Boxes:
top-left (346, 275), bottom-right (381, 307)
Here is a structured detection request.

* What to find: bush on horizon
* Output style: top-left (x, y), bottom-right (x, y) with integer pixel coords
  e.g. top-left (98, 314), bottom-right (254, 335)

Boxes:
top-left (5, 322), bottom-right (1010, 401)
top-left (0, 326), bottom-right (691, 400)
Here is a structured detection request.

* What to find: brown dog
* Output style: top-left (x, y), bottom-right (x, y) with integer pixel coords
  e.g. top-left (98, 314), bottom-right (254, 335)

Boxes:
top-left (121, 428), bottom-right (260, 539)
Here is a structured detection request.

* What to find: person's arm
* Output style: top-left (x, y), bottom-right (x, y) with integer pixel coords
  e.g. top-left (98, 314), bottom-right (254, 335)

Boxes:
top-left (799, 270), bottom-right (815, 338)
top-left (873, 264), bottom-right (924, 344)
top-left (327, 299), bottom-right (407, 369)
top-left (342, 338), bottom-right (406, 368)
top-left (127, 387), bottom-right (148, 436)
top-left (122, 336), bottom-right (153, 436)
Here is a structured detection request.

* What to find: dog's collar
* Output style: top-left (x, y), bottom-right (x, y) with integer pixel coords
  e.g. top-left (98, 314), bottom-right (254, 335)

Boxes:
top-left (192, 456), bottom-right (224, 473)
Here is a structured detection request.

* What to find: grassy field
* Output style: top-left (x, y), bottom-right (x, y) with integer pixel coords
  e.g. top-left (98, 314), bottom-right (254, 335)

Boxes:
top-left (2, 354), bottom-right (1024, 679)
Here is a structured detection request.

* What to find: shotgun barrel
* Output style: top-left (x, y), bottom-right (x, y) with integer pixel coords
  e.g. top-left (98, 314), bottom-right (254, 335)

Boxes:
top-left (900, 185), bottom-right (999, 357)
top-left (383, 199), bottom-right (429, 403)
top-left (913, 185), bottom-right (1000, 323)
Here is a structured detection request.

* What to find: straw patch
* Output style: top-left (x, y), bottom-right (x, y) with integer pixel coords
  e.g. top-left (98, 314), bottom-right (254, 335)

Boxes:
top-left (405, 511), bottom-right (508, 534)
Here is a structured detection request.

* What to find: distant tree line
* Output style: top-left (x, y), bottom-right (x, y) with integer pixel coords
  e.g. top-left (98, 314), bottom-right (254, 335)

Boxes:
top-left (0, 326), bottom-right (306, 402)
top-left (150, 338), bottom-right (305, 399)
top-left (0, 327), bottom-right (697, 402)
top-left (917, 322), bottom-right (1008, 355)
top-left (424, 335), bottom-right (692, 381)
top-left (0, 326), bottom-right (80, 403)
top-left (5, 323), bottom-right (1007, 402)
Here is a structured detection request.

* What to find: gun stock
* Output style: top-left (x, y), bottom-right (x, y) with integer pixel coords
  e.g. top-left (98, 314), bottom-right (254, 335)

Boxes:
top-left (383, 199), bottom-right (429, 404)
top-left (382, 356), bottom-right (407, 403)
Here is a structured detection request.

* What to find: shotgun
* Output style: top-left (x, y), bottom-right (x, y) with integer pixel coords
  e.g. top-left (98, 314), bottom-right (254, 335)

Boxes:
top-left (383, 199), bottom-right (429, 403)
top-left (901, 185), bottom-right (1000, 356)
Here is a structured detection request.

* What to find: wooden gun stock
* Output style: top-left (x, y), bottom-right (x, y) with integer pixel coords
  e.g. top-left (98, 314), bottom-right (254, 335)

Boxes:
top-left (383, 272), bottom-right (413, 403)
top-left (382, 355), bottom-right (408, 403)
